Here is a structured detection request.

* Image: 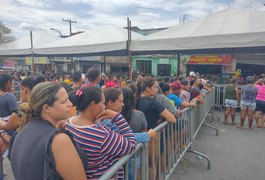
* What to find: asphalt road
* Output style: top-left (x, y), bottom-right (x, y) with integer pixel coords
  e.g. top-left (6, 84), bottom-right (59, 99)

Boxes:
top-left (169, 111), bottom-right (265, 180)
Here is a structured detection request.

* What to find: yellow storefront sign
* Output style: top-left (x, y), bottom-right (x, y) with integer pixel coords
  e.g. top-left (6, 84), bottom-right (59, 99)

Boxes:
top-left (181, 55), bottom-right (232, 65)
top-left (25, 57), bottom-right (49, 65)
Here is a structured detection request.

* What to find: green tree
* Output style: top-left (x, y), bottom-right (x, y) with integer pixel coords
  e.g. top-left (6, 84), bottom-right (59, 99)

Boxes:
top-left (0, 21), bottom-right (16, 45)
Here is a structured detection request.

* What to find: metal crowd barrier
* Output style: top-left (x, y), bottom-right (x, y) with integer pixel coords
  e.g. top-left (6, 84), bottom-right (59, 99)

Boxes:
top-left (99, 91), bottom-right (219, 180)
top-left (214, 84), bottom-right (227, 111)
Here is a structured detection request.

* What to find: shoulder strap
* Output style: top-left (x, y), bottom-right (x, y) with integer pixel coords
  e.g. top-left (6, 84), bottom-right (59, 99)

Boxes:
top-left (7, 131), bottom-right (18, 160)
top-left (0, 92), bottom-right (7, 96)
top-left (44, 128), bottom-right (88, 180)
top-left (44, 129), bottom-right (68, 180)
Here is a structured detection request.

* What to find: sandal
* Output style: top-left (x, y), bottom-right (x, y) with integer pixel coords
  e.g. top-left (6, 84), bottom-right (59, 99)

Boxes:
top-left (257, 125), bottom-right (265, 128)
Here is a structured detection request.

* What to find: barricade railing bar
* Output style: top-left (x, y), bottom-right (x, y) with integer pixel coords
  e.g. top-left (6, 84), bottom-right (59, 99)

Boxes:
top-left (214, 84), bottom-right (227, 111)
top-left (99, 90), bottom-right (219, 180)
top-left (99, 142), bottom-right (148, 180)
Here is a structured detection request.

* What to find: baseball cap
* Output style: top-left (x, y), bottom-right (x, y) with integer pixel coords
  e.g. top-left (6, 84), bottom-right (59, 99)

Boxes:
top-left (246, 76), bottom-right (254, 84)
top-left (170, 81), bottom-right (181, 90)
top-left (189, 71), bottom-right (196, 77)
top-left (105, 81), bottom-right (116, 88)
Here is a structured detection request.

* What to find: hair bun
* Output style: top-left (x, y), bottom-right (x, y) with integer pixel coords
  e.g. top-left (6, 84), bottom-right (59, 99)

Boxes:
top-left (20, 102), bottom-right (31, 113)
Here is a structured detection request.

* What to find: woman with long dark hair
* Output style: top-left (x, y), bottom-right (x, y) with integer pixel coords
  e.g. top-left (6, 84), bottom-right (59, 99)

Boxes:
top-left (65, 86), bottom-right (136, 179)
top-left (121, 87), bottom-right (149, 133)
top-left (136, 77), bottom-right (176, 129)
top-left (136, 77), bottom-right (176, 179)
top-left (104, 87), bottom-right (155, 180)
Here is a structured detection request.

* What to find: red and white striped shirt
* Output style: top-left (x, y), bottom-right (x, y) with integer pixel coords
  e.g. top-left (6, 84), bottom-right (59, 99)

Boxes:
top-left (65, 113), bottom-right (137, 179)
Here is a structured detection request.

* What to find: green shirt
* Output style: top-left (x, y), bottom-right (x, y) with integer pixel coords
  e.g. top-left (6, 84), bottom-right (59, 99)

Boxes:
top-left (225, 85), bottom-right (237, 100)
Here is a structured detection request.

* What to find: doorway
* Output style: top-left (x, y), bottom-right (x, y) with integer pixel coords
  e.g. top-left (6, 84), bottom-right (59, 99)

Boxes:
top-left (157, 64), bottom-right (171, 76)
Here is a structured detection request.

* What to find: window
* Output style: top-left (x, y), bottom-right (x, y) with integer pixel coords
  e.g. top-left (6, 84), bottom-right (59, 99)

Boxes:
top-left (136, 60), bottom-right (152, 75)
top-left (110, 66), bottom-right (129, 73)
top-left (157, 64), bottom-right (171, 76)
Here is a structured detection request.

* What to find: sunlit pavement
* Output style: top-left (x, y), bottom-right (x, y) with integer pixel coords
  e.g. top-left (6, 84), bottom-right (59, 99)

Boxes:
top-left (169, 111), bottom-right (265, 180)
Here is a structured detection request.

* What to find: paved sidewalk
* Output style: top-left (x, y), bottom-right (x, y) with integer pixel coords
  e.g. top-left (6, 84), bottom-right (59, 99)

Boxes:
top-left (169, 111), bottom-right (265, 180)
top-left (2, 158), bottom-right (14, 180)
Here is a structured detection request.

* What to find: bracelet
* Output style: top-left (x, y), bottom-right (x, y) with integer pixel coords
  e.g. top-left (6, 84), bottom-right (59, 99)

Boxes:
top-left (0, 131), bottom-right (9, 146)
top-left (0, 131), bottom-right (7, 137)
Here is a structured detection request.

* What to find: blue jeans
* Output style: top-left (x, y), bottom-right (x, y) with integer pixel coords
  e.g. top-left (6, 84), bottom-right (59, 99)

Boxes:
top-left (128, 154), bottom-right (140, 180)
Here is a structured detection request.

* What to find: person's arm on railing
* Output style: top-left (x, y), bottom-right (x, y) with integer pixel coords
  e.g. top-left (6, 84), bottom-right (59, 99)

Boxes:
top-left (196, 94), bottom-right (205, 104)
top-left (102, 118), bottom-right (155, 144)
top-left (203, 84), bottom-right (213, 92)
top-left (98, 111), bottom-right (135, 140)
top-left (180, 101), bottom-right (197, 108)
top-left (101, 126), bottom-right (137, 157)
top-left (134, 129), bottom-right (156, 143)
top-left (0, 113), bottom-right (20, 131)
top-left (111, 113), bottom-right (136, 140)
top-left (254, 79), bottom-right (262, 86)
top-left (98, 111), bottom-right (137, 157)
top-left (160, 109), bottom-right (176, 123)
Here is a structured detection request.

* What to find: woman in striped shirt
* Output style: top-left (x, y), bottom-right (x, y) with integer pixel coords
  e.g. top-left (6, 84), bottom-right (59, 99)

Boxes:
top-left (65, 86), bottom-right (137, 179)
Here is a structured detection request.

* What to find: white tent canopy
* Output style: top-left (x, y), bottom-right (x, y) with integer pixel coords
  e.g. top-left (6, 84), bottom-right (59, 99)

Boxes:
top-left (131, 9), bottom-right (265, 54)
top-left (0, 30), bottom-right (62, 56)
top-left (35, 24), bottom-right (143, 56)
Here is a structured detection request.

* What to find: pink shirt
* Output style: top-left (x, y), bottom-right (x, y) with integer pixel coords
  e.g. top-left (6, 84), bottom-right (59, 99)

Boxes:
top-left (256, 85), bottom-right (265, 101)
top-left (180, 90), bottom-right (191, 103)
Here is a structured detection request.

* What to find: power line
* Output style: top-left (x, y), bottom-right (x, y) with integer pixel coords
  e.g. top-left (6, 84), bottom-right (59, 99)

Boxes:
top-left (62, 18), bottom-right (76, 35)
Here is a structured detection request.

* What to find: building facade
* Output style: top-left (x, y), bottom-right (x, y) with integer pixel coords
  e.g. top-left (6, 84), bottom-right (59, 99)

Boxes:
top-left (132, 55), bottom-right (177, 76)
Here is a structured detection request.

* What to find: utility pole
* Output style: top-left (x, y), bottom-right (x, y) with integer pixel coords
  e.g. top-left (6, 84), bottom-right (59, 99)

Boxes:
top-left (180, 14), bottom-right (187, 24)
top-left (62, 18), bottom-right (76, 73)
top-left (30, 30), bottom-right (35, 72)
top-left (127, 17), bottom-right (132, 80)
top-left (62, 18), bottom-right (76, 35)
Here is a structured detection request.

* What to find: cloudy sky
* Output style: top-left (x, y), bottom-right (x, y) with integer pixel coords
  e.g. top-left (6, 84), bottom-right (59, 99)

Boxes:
top-left (1, 0), bottom-right (265, 39)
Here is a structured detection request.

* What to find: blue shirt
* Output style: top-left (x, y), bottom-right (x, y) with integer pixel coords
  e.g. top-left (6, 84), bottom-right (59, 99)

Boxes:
top-left (0, 92), bottom-right (18, 117)
top-left (167, 93), bottom-right (183, 106)
top-left (241, 85), bottom-right (258, 103)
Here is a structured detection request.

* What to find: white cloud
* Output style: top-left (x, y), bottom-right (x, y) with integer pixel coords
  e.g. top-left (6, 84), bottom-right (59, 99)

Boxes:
top-left (231, 0), bottom-right (264, 9)
top-left (1, 0), bottom-right (265, 39)
top-left (74, 0), bottom-right (226, 29)
top-left (0, 0), bottom-right (79, 38)
top-left (19, 23), bottom-right (36, 31)
top-left (12, 0), bottom-right (51, 7)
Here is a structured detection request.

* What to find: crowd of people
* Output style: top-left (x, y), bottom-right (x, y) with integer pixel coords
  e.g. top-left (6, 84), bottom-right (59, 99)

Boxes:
top-left (0, 67), bottom-right (264, 179)
top-left (223, 76), bottom-right (265, 129)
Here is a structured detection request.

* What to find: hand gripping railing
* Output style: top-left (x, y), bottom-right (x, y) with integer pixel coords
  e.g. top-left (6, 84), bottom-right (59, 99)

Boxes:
top-left (99, 143), bottom-right (148, 180)
top-left (99, 91), bottom-right (218, 180)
